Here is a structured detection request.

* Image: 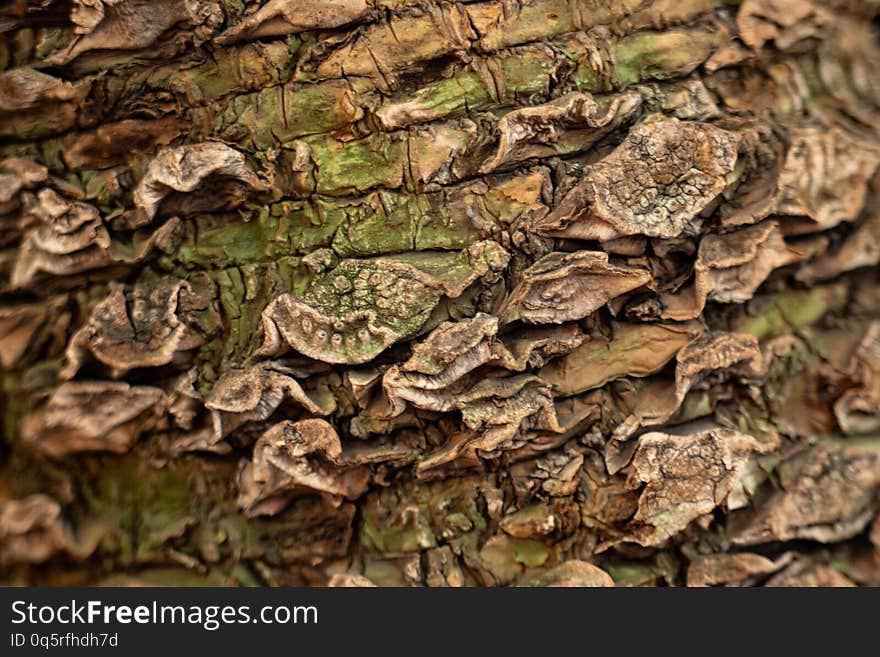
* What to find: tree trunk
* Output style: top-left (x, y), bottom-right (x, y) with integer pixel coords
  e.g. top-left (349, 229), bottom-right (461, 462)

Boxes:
top-left (2, 0), bottom-right (880, 587)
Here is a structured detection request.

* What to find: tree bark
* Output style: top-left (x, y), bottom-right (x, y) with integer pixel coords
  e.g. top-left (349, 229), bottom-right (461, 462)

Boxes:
top-left (2, 0), bottom-right (880, 587)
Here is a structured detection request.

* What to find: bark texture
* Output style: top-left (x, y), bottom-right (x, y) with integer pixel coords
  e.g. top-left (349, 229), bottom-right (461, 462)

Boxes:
top-left (2, 0), bottom-right (880, 587)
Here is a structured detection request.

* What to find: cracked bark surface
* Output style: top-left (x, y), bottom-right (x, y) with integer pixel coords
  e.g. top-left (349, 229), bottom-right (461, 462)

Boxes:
top-left (1, 0), bottom-right (880, 587)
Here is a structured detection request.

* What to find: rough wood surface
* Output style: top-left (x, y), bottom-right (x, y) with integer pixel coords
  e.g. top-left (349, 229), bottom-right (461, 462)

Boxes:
top-left (1, 0), bottom-right (880, 587)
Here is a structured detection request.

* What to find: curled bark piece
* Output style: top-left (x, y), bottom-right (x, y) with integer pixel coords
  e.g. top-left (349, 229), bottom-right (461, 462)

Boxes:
top-left (675, 331), bottom-right (766, 398)
top-left (257, 259), bottom-right (445, 365)
top-left (0, 495), bottom-right (72, 566)
top-left (774, 128), bottom-right (880, 233)
top-left (327, 573), bottom-right (377, 587)
top-left (215, 0), bottom-right (371, 45)
top-left (457, 375), bottom-right (562, 457)
top-left (797, 212), bottom-right (880, 283)
top-left (613, 331), bottom-right (767, 445)
top-left (626, 427), bottom-right (769, 547)
top-left (731, 442), bottom-right (880, 545)
top-left (536, 115), bottom-right (740, 240)
top-left (166, 369), bottom-right (203, 432)
top-left (132, 142), bottom-right (268, 226)
top-left (11, 189), bottom-right (110, 288)
top-left (48, 0), bottom-right (223, 65)
top-left (0, 68), bottom-right (90, 111)
top-left (817, 17), bottom-right (880, 125)
top-left (20, 381), bottom-right (164, 456)
top-left (540, 321), bottom-right (704, 396)
top-left (63, 117), bottom-right (183, 170)
top-left (694, 221), bottom-right (808, 303)
top-left (12, 210), bottom-right (179, 290)
top-left (2, 161), bottom-right (175, 286)
top-left (498, 324), bottom-right (586, 371)
top-left (382, 313), bottom-right (506, 416)
top-left (346, 367), bottom-right (383, 410)
top-left (0, 68), bottom-right (91, 138)
top-left (236, 419), bottom-right (371, 516)
top-left (660, 221), bottom-right (809, 320)
top-left (687, 552), bottom-right (790, 587)
top-left (205, 361), bottom-right (336, 440)
top-left (417, 375), bottom-right (562, 471)
top-left (516, 560), bottom-right (615, 587)
top-left (500, 251), bottom-right (652, 325)
top-left (479, 91), bottom-right (642, 174)
top-left (62, 280), bottom-right (203, 377)
top-left (377, 314), bottom-right (583, 423)
top-left (717, 122), bottom-right (787, 227)
top-left (765, 560), bottom-right (857, 587)
top-left (834, 322), bottom-right (880, 434)
top-left (70, 0), bottom-right (123, 34)
top-left (0, 158), bottom-right (49, 214)
top-left (737, 0), bottom-right (828, 52)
